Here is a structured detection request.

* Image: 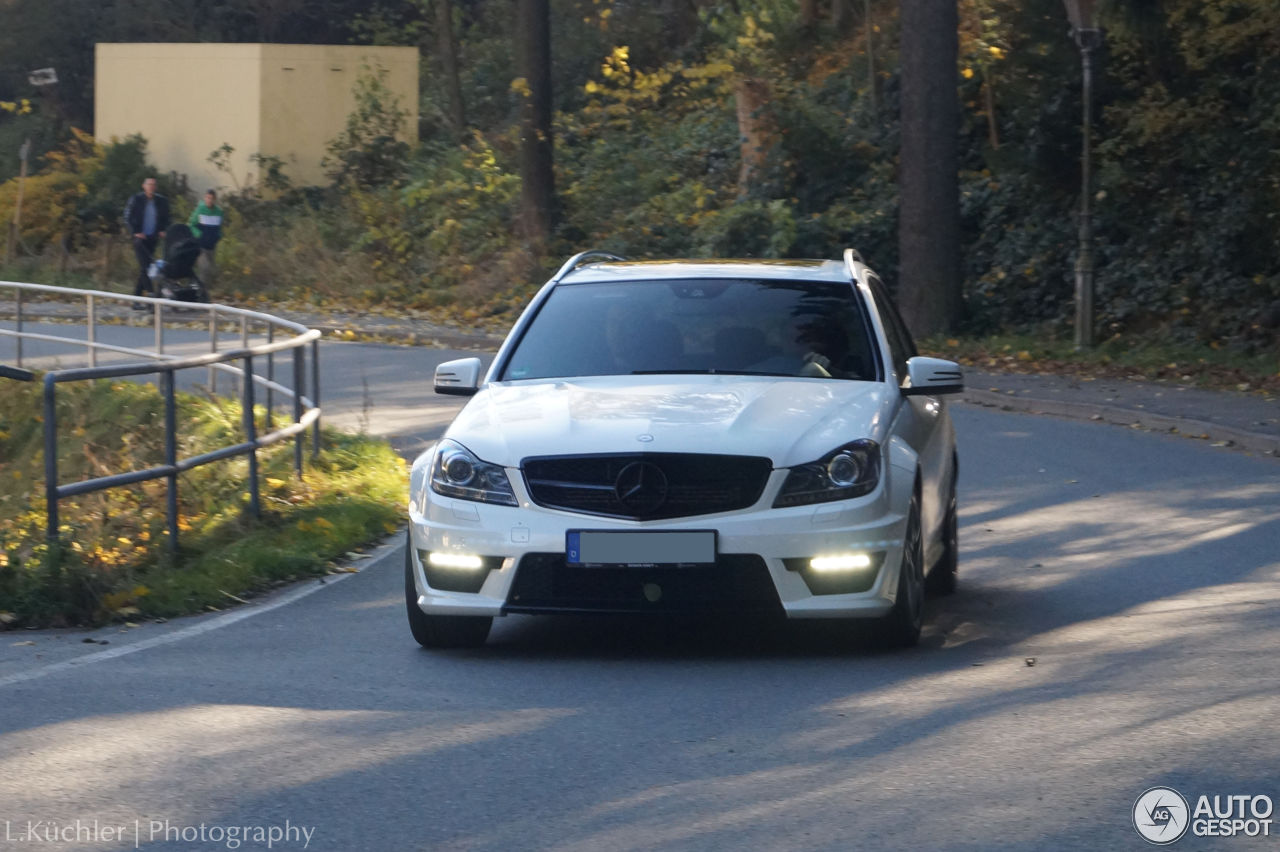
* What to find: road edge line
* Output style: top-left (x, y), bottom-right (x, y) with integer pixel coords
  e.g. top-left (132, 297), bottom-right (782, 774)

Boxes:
top-left (0, 533), bottom-right (404, 689)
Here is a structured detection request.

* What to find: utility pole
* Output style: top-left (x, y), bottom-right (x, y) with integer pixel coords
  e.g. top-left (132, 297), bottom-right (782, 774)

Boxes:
top-left (1062, 1), bottom-right (1103, 350)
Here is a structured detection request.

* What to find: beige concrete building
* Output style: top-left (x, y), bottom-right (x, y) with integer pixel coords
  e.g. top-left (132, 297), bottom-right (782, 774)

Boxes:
top-left (95, 43), bottom-right (419, 190)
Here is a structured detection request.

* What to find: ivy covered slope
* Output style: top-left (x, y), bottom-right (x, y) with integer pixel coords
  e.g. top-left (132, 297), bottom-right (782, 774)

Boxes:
top-left (0, 0), bottom-right (1277, 354)
top-left (0, 379), bottom-right (408, 628)
top-left (960, 0), bottom-right (1280, 349)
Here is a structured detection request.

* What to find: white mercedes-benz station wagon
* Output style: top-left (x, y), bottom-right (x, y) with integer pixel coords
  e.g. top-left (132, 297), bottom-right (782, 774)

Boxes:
top-left (407, 249), bottom-right (963, 648)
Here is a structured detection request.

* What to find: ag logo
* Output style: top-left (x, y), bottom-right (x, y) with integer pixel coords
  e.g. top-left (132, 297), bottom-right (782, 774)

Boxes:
top-left (1133, 787), bottom-right (1190, 844)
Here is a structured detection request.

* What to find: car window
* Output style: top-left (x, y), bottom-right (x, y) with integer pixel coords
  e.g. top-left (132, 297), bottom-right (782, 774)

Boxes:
top-left (889, 309), bottom-right (919, 384)
top-left (500, 279), bottom-right (880, 382)
top-left (867, 276), bottom-right (914, 383)
top-left (882, 284), bottom-right (919, 358)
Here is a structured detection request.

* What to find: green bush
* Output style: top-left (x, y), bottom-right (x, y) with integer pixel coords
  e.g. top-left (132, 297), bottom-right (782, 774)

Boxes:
top-left (324, 66), bottom-right (413, 189)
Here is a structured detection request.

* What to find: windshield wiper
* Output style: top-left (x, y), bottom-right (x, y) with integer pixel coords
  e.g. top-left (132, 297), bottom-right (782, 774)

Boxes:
top-left (629, 369), bottom-right (795, 377)
top-left (630, 369), bottom-right (717, 375)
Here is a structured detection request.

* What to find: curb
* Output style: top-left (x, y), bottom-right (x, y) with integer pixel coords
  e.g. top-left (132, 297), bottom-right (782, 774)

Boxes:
top-left (305, 320), bottom-right (503, 352)
top-left (961, 389), bottom-right (1280, 458)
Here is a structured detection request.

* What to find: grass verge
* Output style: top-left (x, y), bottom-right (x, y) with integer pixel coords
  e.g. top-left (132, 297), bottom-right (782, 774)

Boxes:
top-left (0, 377), bottom-right (408, 628)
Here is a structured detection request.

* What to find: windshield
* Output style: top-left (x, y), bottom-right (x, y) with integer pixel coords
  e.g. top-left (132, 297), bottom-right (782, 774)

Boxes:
top-left (499, 278), bottom-right (880, 382)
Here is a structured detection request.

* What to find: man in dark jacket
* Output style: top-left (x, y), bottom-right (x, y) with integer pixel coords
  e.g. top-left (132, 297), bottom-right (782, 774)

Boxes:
top-left (123, 177), bottom-right (170, 307)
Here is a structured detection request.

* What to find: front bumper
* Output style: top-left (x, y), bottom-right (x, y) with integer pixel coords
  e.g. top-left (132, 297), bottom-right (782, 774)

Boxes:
top-left (408, 468), bottom-right (910, 620)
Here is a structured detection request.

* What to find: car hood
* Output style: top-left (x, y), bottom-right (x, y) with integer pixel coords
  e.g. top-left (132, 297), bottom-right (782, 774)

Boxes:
top-left (445, 376), bottom-right (893, 468)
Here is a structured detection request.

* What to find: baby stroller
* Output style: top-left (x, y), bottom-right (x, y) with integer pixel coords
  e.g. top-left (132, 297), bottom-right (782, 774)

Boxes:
top-left (149, 223), bottom-right (210, 303)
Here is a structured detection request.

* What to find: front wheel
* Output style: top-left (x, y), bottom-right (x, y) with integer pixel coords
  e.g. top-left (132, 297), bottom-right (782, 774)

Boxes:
top-left (404, 534), bottom-right (492, 648)
top-left (882, 492), bottom-right (924, 648)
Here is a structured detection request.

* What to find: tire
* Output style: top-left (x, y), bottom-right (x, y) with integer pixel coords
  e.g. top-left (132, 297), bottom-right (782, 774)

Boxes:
top-left (926, 474), bottom-right (958, 597)
top-left (404, 533), bottom-right (492, 649)
top-left (882, 490), bottom-right (925, 648)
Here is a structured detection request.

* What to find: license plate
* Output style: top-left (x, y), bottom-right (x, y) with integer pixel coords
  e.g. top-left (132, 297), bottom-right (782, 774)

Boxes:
top-left (566, 530), bottom-right (717, 567)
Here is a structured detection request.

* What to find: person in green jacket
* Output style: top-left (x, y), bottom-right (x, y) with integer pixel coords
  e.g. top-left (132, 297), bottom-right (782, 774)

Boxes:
top-left (187, 189), bottom-right (225, 282)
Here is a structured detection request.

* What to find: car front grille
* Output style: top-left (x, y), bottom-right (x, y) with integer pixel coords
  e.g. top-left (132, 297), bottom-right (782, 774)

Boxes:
top-left (505, 553), bottom-right (782, 614)
top-left (521, 453), bottom-right (772, 520)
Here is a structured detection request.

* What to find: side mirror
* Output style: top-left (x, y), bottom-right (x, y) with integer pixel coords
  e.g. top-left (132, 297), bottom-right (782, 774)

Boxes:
top-left (902, 356), bottom-right (964, 396)
top-left (434, 357), bottom-right (483, 396)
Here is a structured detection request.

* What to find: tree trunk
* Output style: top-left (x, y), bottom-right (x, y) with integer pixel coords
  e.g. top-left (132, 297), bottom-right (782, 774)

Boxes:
top-left (517, 0), bottom-right (555, 243)
top-left (799, 0), bottom-right (818, 29)
top-left (660, 0), bottom-right (700, 49)
top-left (897, 0), bottom-right (961, 337)
top-left (830, 0), bottom-right (853, 36)
top-left (864, 0), bottom-right (878, 112)
top-left (983, 75), bottom-right (999, 149)
top-left (98, 234), bottom-right (115, 286)
top-left (5, 140), bottom-right (29, 264)
top-left (435, 0), bottom-right (467, 134)
top-left (734, 77), bottom-right (776, 197)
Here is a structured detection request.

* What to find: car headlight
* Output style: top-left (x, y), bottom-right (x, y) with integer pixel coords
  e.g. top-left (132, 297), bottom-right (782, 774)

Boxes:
top-left (430, 439), bottom-right (517, 506)
top-left (773, 440), bottom-right (880, 507)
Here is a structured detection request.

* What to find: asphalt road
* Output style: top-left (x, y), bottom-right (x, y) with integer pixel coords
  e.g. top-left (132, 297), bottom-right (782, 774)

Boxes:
top-left (2, 328), bottom-right (1280, 850)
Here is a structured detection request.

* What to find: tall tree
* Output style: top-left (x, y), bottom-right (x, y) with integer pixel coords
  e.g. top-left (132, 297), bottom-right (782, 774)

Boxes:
top-left (704, 4), bottom-right (788, 198)
top-left (434, 0), bottom-right (467, 133)
top-left (516, 0), bottom-right (555, 242)
top-left (896, 0), bottom-right (961, 337)
top-left (660, 0), bottom-right (701, 48)
top-left (734, 77), bottom-right (777, 196)
top-left (831, 0), bottom-right (853, 34)
top-left (799, 0), bottom-right (819, 29)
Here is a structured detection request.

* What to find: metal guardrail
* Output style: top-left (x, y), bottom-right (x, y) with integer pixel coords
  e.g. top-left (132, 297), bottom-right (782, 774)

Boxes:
top-left (0, 364), bottom-right (34, 381)
top-left (0, 280), bottom-right (323, 554)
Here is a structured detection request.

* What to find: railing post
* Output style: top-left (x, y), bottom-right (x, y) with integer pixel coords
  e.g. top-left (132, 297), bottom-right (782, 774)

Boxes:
top-left (42, 374), bottom-right (58, 543)
top-left (154, 301), bottom-right (163, 356)
top-left (240, 314), bottom-right (253, 431)
top-left (265, 324), bottom-right (275, 432)
top-left (162, 370), bottom-right (179, 555)
top-left (292, 346), bottom-right (304, 478)
top-left (208, 304), bottom-right (218, 393)
top-left (15, 287), bottom-right (23, 368)
top-left (310, 338), bottom-right (321, 458)
top-left (243, 353), bottom-right (261, 519)
top-left (87, 294), bottom-right (97, 368)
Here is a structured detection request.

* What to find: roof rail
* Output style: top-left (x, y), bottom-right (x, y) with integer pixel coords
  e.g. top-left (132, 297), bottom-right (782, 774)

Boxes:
top-left (552, 250), bottom-right (627, 282)
top-left (842, 248), bottom-right (867, 282)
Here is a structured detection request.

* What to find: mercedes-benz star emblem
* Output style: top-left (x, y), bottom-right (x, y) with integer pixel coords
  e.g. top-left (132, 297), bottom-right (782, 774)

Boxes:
top-left (614, 461), bottom-right (669, 514)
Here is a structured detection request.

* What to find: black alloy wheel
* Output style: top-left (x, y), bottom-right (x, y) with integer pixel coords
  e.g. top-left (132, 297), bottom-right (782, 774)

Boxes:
top-left (883, 489), bottom-right (925, 648)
